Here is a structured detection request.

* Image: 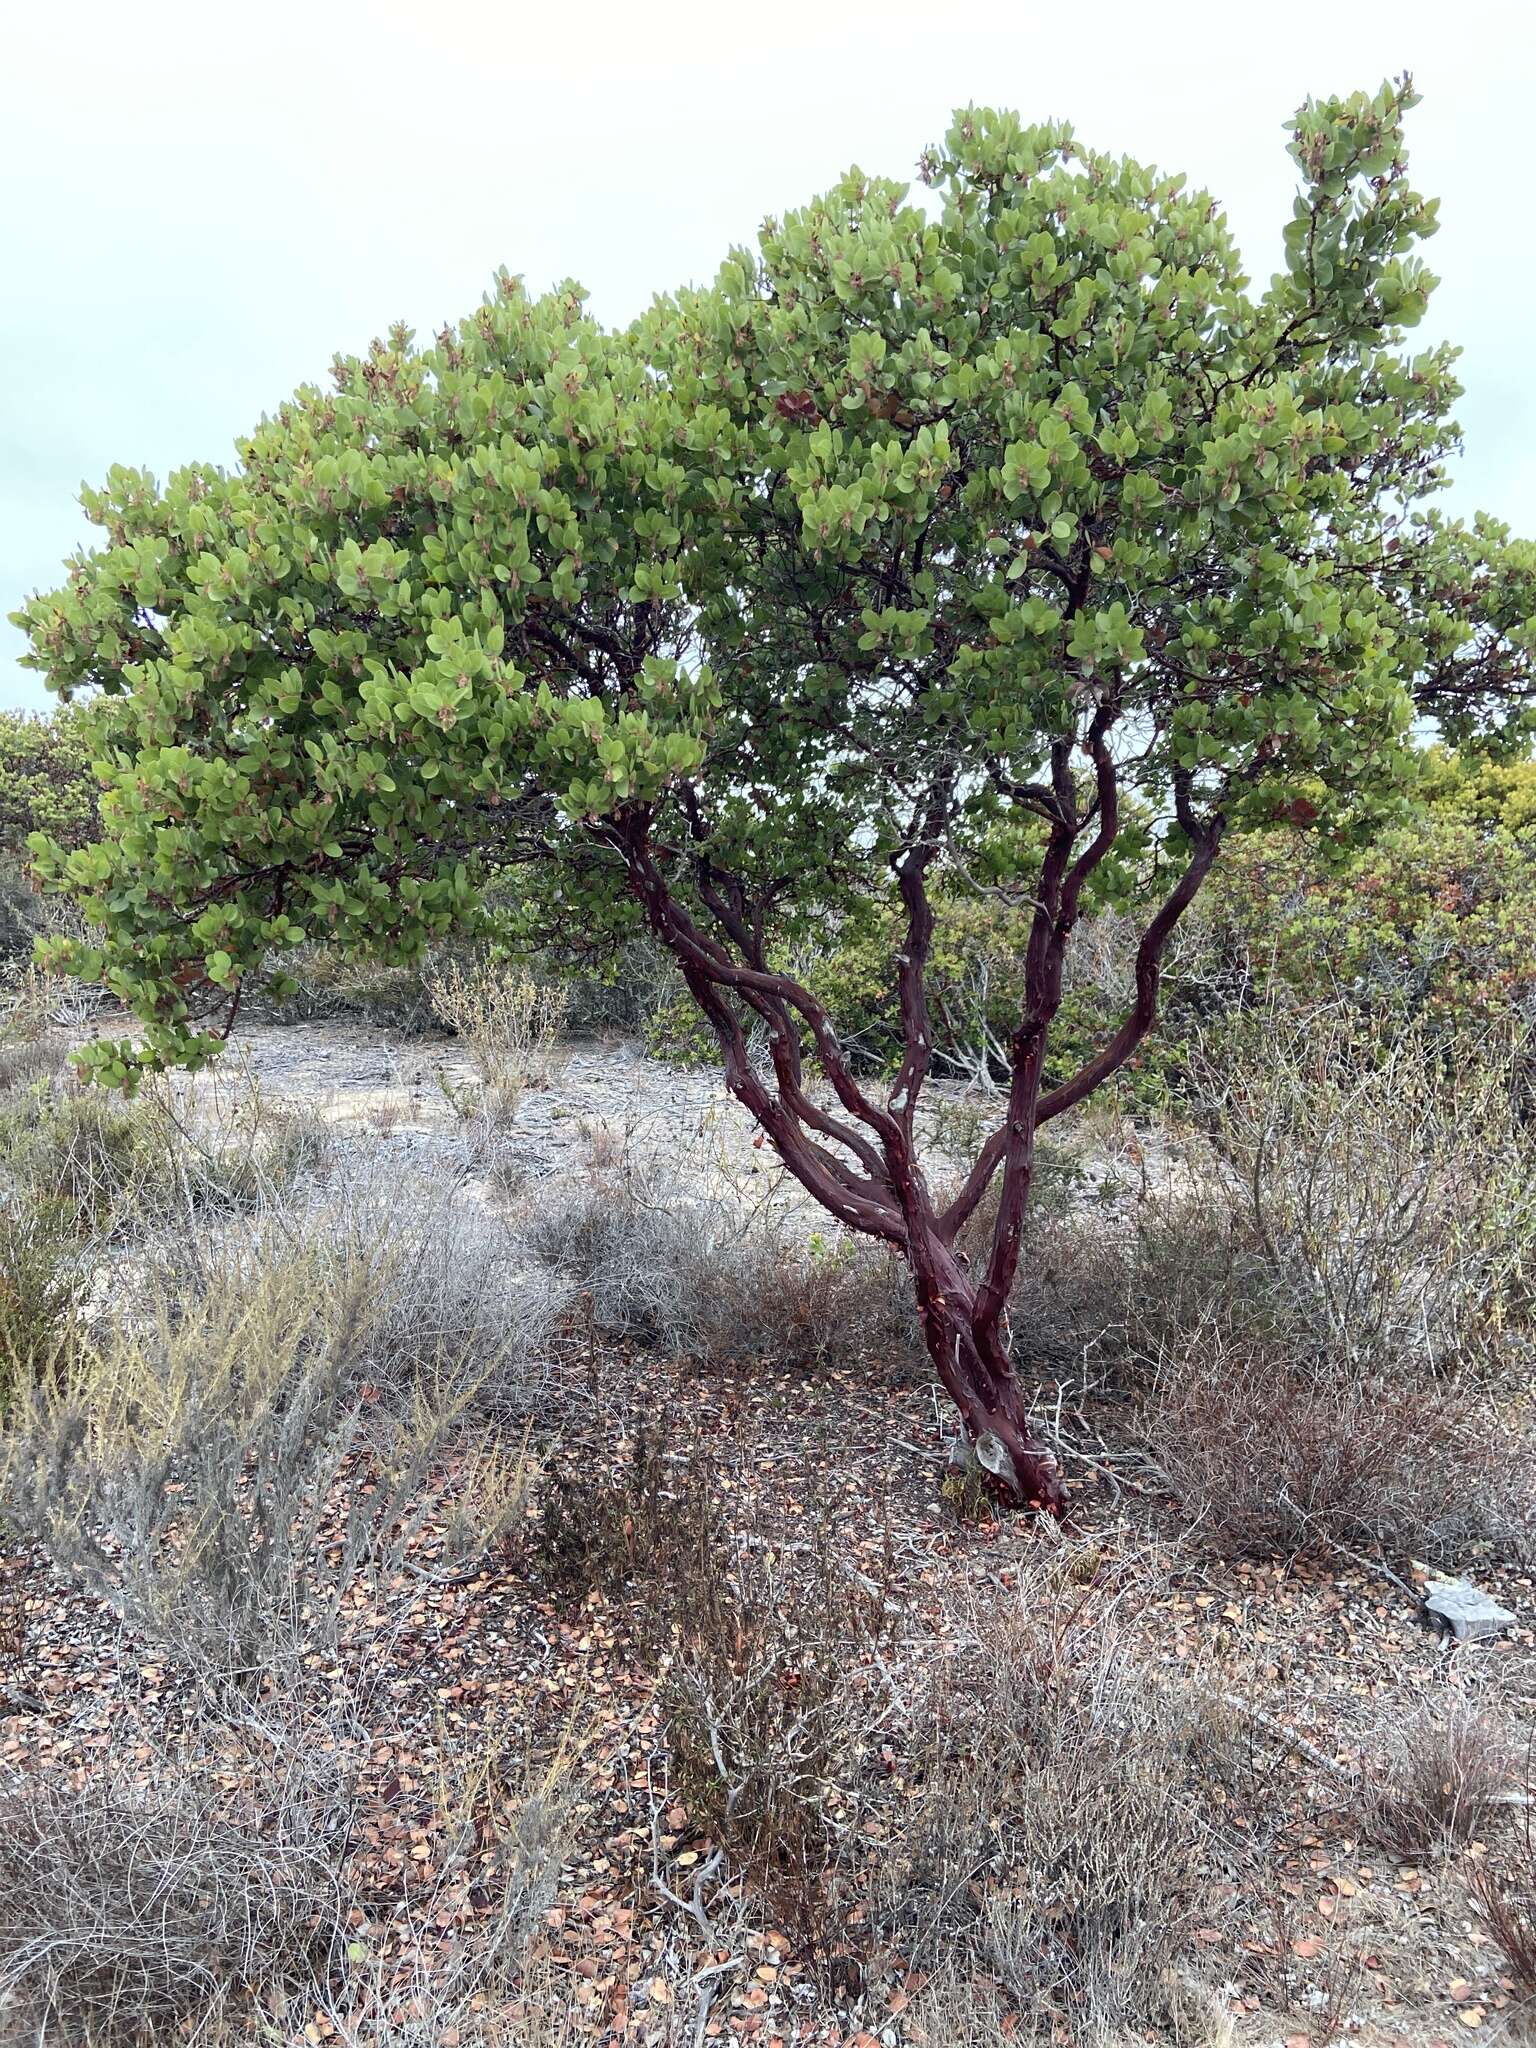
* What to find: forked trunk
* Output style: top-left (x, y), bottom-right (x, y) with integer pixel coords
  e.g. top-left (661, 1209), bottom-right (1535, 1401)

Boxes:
top-left (614, 807), bottom-right (1220, 1522)
top-left (907, 1229), bottom-right (1067, 1516)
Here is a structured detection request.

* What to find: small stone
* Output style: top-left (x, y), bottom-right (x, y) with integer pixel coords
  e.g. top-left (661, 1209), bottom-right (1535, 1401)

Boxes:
top-left (1424, 1575), bottom-right (1516, 1644)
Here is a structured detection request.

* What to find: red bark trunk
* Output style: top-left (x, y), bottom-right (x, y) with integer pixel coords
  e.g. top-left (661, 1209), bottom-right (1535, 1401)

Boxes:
top-left (907, 1230), bottom-right (1067, 1516)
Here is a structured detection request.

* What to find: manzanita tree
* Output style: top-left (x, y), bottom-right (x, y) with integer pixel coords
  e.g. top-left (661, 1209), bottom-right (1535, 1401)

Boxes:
top-left (15, 80), bottom-right (1535, 1509)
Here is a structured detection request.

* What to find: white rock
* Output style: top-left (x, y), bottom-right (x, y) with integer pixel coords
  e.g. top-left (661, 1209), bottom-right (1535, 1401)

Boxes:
top-left (1424, 1576), bottom-right (1516, 1644)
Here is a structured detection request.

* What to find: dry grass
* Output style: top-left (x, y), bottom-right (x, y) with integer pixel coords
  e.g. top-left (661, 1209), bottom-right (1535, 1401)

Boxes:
top-left (0, 1755), bottom-right (343, 2042)
top-left (0, 1086), bottom-right (165, 1226)
top-left (426, 958), bottom-right (569, 1123)
top-left (900, 1964), bottom-right (1234, 2048)
top-left (0, 962), bottom-right (61, 1047)
top-left (0, 1041), bottom-right (65, 1099)
top-left (1365, 1695), bottom-right (1524, 1855)
top-left (257, 941), bottom-right (441, 1030)
top-left (0, 1020), bottom-right (66, 1096)
top-left (0, 1241), bottom-right (535, 1676)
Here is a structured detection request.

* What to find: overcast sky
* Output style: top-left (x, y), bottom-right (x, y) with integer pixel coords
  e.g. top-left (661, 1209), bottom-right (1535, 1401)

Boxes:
top-left (4, 0), bottom-right (1532, 711)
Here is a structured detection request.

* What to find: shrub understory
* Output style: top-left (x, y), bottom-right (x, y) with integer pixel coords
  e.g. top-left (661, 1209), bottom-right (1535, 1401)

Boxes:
top-left (528, 1167), bottom-right (920, 1374)
top-left (0, 1237), bottom-right (536, 1677)
top-left (0, 1686), bottom-right (573, 2046)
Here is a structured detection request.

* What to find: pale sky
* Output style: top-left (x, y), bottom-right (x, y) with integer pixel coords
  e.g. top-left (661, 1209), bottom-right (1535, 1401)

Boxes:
top-left (4, 0), bottom-right (1533, 710)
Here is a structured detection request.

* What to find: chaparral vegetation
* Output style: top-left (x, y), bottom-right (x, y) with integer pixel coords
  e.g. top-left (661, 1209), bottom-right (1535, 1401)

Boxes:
top-left (2, 80), bottom-right (1536, 2048)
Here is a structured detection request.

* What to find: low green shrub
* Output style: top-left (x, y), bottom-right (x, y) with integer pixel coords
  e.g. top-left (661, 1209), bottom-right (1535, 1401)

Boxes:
top-left (1176, 750), bottom-right (1536, 1053)
top-left (0, 707), bottom-right (101, 977)
top-left (0, 1085), bottom-right (162, 1226)
top-left (247, 939), bottom-right (441, 1028)
top-left (0, 707), bottom-right (99, 861)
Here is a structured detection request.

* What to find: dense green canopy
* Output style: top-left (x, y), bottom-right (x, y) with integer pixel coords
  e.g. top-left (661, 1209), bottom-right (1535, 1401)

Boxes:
top-left (14, 79), bottom-right (1535, 1092)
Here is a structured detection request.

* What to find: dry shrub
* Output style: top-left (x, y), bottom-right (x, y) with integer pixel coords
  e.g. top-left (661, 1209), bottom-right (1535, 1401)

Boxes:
top-left (1005, 1212), bottom-right (1134, 1384)
top-left (527, 1170), bottom-right (919, 1374)
top-left (0, 1086), bottom-right (162, 1226)
top-left (0, 963), bottom-right (58, 1050)
top-left (1126, 1174), bottom-right (1535, 1559)
top-left (902, 1964), bottom-right (1233, 2048)
top-left (531, 1432), bottom-right (888, 1954)
top-left (321, 1171), bottom-right (566, 1420)
top-left (1193, 1008), bottom-right (1536, 1382)
top-left (1135, 1317), bottom-right (1518, 1556)
top-left (0, 1241), bottom-right (534, 1676)
top-left (426, 958), bottom-right (568, 1122)
top-left (878, 1560), bottom-right (1241, 2043)
top-left (0, 1758), bottom-right (340, 2043)
top-left (530, 1425), bottom-right (691, 1601)
top-left (1471, 1815), bottom-right (1536, 2014)
top-left (660, 1515), bottom-right (890, 1954)
top-left (693, 1226), bottom-right (918, 1373)
top-left (1124, 1013), bottom-right (1536, 1559)
top-left (1124, 1195), bottom-right (1285, 1364)
top-left (955, 1188), bottom-right (1135, 1385)
top-left (0, 1687), bottom-right (573, 2046)
top-left (1365, 1696), bottom-right (1523, 1855)
top-left (525, 1177), bottom-right (713, 1348)
top-left (560, 935), bottom-right (678, 1039)
top-left (176, 1087), bottom-right (337, 1208)
top-left (534, 1131), bottom-right (1112, 1388)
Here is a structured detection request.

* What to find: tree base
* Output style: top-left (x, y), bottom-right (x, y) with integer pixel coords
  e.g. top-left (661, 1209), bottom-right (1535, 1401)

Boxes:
top-left (944, 1421), bottom-right (1067, 1519)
